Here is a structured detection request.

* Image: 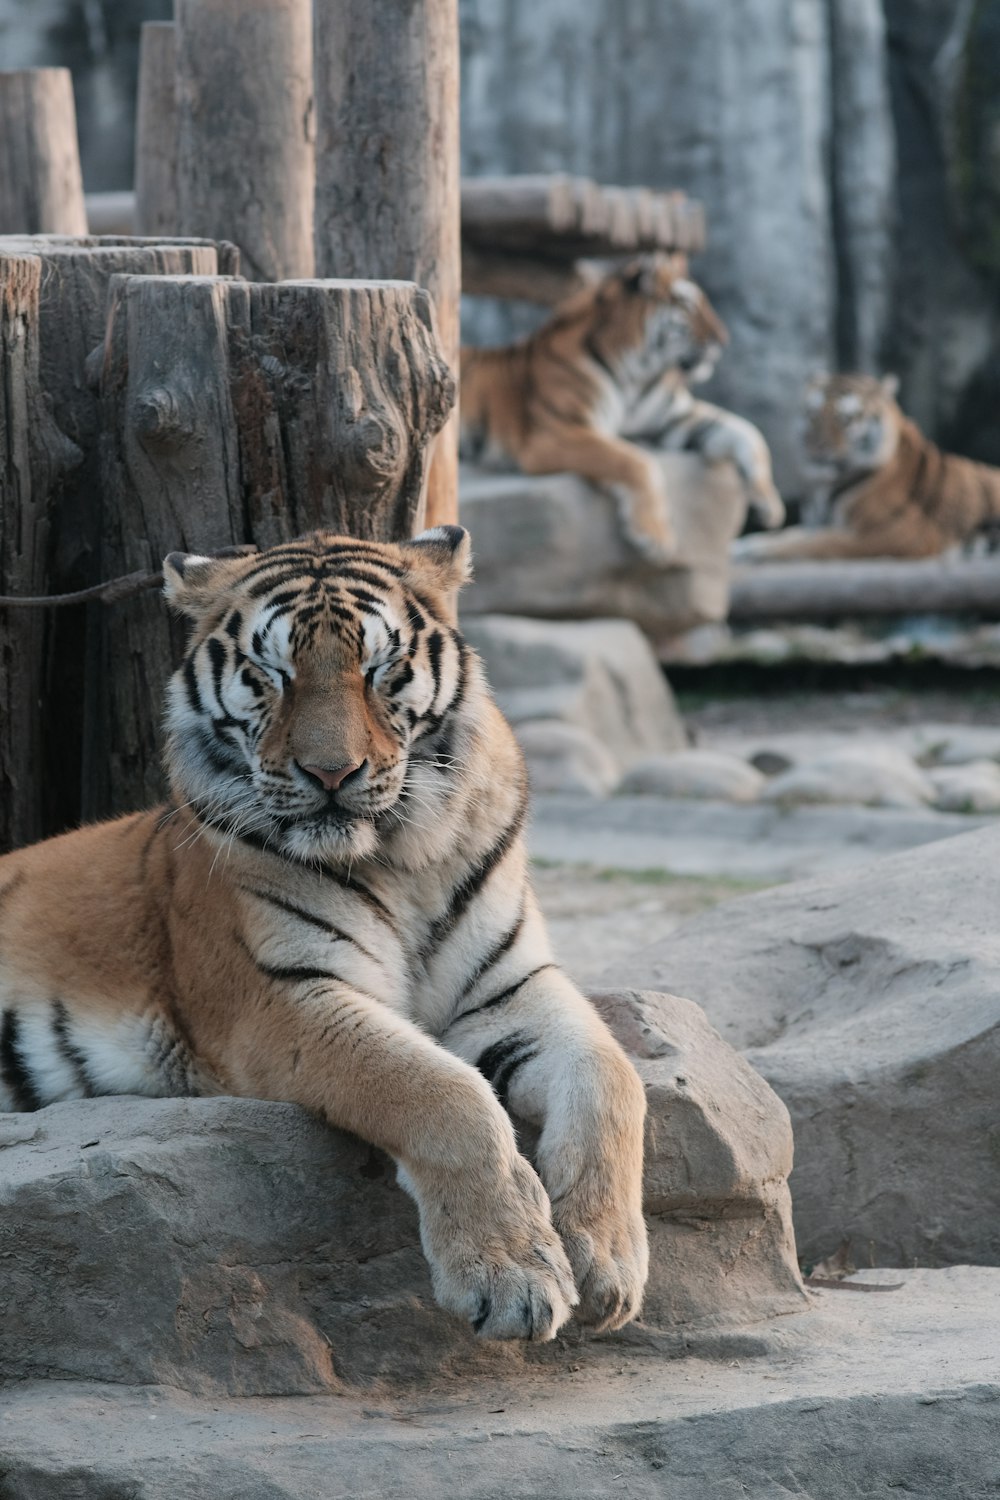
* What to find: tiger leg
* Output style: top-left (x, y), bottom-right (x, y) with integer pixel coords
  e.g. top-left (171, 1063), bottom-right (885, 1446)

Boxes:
top-left (664, 400), bottom-right (786, 528)
top-left (216, 983), bottom-right (577, 1341)
top-left (521, 428), bottom-right (677, 565)
top-left (441, 967), bottom-right (648, 1332)
top-left (731, 525), bottom-right (908, 561)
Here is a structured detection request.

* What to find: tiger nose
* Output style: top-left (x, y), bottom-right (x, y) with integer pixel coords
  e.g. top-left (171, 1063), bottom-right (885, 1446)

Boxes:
top-left (298, 760), bottom-right (366, 792)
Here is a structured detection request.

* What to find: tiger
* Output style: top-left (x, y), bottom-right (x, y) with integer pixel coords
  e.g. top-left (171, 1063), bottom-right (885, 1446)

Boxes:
top-left (733, 372), bottom-right (1000, 561)
top-left (0, 527), bottom-right (648, 1342)
top-left (460, 252), bottom-right (786, 564)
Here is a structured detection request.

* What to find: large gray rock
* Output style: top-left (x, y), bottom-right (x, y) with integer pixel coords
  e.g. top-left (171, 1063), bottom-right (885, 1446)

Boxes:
top-left (462, 612), bottom-right (686, 785)
top-left (0, 990), bottom-right (803, 1397)
top-left (460, 452), bottom-right (745, 642)
top-left (603, 825), bottom-right (1000, 1265)
top-left (2, 1267), bottom-right (998, 1498)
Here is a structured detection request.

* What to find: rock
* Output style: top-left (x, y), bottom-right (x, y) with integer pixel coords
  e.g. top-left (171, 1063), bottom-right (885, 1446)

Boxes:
top-left (605, 825), bottom-right (1000, 1264)
top-left (462, 612), bottom-right (686, 784)
top-left (460, 453), bottom-right (746, 642)
top-left (760, 745), bottom-right (935, 809)
top-left (928, 761), bottom-right (1000, 813)
top-left (514, 719), bottom-right (620, 796)
top-left (0, 990), bottom-right (803, 1397)
top-left (2, 1268), bottom-right (998, 1498)
top-left (619, 749), bottom-right (764, 803)
top-left (927, 727), bottom-right (1000, 767)
top-left (749, 749), bottom-right (793, 777)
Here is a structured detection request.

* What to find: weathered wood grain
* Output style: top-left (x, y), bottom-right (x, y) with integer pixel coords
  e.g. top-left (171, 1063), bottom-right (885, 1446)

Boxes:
top-left (0, 70), bottom-right (87, 236)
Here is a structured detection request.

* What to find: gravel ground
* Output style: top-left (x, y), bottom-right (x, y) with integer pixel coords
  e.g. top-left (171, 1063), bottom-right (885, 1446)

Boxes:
top-left (531, 861), bottom-right (766, 989)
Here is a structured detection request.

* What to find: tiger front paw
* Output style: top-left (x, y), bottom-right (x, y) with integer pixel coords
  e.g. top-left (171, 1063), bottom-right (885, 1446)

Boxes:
top-left (554, 1193), bottom-right (649, 1333)
top-left (750, 482), bottom-right (786, 530)
top-left (419, 1153), bottom-right (579, 1341)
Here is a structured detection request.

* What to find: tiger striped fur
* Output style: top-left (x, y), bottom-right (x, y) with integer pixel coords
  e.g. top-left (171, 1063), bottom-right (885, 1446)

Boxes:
top-left (460, 253), bottom-right (785, 564)
top-left (735, 372), bottom-right (1000, 561)
top-left (0, 527), bottom-right (647, 1341)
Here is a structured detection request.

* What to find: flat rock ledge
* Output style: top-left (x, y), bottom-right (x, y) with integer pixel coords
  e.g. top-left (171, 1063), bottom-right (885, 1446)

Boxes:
top-left (2, 1268), bottom-right (997, 1499)
top-left (0, 990), bottom-right (804, 1398)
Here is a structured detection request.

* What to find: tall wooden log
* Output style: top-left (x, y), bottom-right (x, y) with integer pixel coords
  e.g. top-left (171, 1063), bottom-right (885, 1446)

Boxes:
top-left (314, 0), bottom-right (460, 529)
top-left (92, 274), bottom-right (455, 819)
top-left (0, 255), bottom-right (81, 852)
top-left (134, 22), bottom-right (178, 238)
top-left (0, 233), bottom-right (239, 838)
top-left (0, 70), bottom-right (87, 236)
top-left (175, 0), bottom-right (315, 282)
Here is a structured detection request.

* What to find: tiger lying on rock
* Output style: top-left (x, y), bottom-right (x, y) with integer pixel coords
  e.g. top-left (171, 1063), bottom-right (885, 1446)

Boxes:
top-left (460, 253), bottom-right (785, 565)
top-left (734, 372), bottom-right (1000, 561)
top-left (0, 528), bottom-right (648, 1341)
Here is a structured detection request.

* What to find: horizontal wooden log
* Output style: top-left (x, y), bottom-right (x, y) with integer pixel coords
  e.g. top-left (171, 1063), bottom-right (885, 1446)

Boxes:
top-left (729, 557), bottom-right (1000, 619)
top-left (461, 245), bottom-right (589, 305)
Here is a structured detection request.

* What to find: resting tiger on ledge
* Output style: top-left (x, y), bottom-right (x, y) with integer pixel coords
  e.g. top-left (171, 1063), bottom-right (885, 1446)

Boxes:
top-left (460, 253), bottom-right (785, 565)
top-left (734, 372), bottom-right (1000, 561)
top-left (0, 528), bottom-right (647, 1342)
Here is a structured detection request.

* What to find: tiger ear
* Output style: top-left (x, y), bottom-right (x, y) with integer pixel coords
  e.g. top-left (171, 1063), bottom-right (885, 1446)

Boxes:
top-left (399, 526), bottom-right (473, 594)
top-left (162, 549), bottom-right (251, 618)
top-left (880, 373), bottom-right (900, 400)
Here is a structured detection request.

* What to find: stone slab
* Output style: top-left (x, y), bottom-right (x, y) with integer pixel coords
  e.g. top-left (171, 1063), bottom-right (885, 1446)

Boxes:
top-left (1, 1268), bottom-right (997, 1498)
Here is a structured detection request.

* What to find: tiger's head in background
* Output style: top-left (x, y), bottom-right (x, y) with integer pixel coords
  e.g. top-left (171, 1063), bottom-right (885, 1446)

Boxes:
top-left (568, 251), bottom-right (729, 390)
top-left (803, 373), bottom-right (902, 480)
top-left (163, 528), bottom-right (477, 869)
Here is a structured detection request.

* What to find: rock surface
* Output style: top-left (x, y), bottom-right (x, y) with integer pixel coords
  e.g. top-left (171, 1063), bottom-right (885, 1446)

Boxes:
top-left (760, 745), bottom-right (936, 810)
top-left (620, 749), bottom-right (765, 802)
top-left (928, 760), bottom-right (1000, 813)
top-left (604, 825), bottom-right (1000, 1265)
top-left (460, 453), bottom-right (745, 641)
top-left (2, 1267), bottom-right (997, 1498)
top-left (462, 612), bottom-right (685, 789)
top-left (0, 990), bottom-right (803, 1397)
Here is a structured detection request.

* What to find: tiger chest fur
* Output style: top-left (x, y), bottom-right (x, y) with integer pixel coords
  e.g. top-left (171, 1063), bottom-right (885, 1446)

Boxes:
top-left (0, 528), bottom-right (648, 1342)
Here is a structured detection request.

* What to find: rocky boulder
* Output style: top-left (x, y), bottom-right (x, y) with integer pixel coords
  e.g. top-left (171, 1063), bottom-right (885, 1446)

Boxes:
top-left (0, 990), bottom-right (804, 1397)
top-left (460, 452), bottom-right (746, 643)
top-left (604, 825), bottom-right (1000, 1265)
top-left (462, 612), bottom-right (686, 791)
top-left (760, 745), bottom-right (936, 810)
top-left (619, 749), bottom-right (765, 802)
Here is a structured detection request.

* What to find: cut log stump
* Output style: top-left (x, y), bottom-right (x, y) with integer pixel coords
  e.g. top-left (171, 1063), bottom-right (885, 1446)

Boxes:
top-left (91, 274), bottom-right (455, 820)
top-left (0, 235), bottom-right (239, 848)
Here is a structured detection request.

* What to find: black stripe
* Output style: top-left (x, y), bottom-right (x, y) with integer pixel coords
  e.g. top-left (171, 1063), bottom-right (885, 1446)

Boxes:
top-left (683, 418), bottom-right (720, 451)
top-left (240, 887), bottom-right (381, 964)
top-left (425, 630), bottom-right (444, 705)
top-left (475, 1030), bottom-right (538, 1110)
top-left (51, 1000), bottom-right (95, 1097)
top-left (456, 902), bottom-right (526, 1005)
top-left (419, 799), bottom-right (527, 962)
top-left (321, 871), bottom-right (398, 932)
top-left (0, 1011), bottom-right (42, 1111)
top-left (583, 332), bottom-right (616, 378)
top-left (452, 963), bottom-right (556, 1025)
top-left (0, 870), bottom-right (26, 920)
top-left (182, 656), bottom-right (202, 715)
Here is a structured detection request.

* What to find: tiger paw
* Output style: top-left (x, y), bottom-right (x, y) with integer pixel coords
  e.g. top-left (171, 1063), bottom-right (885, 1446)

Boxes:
top-left (554, 1196), bottom-right (649, 1333)
top-left (750, 483), bottom-right (786, 530)
top-left (621, 520), bottom-right (678, 567)
top-left (420, 1154), bottom-right (579, 1341)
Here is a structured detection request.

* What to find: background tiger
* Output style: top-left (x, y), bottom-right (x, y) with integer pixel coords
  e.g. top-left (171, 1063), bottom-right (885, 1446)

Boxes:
top-left (0, 527), bottom-right (647, 1342)
top-left (734, 372), bottom-right (1000, 561)
top-left (460, 252), bottom-right (786, 564)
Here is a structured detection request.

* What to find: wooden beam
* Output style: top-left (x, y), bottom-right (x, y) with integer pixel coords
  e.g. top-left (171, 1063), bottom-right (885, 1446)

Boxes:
top-left (175, 0), bottom-right (314, 280)
top-left (729, 557), bottom-right (1000, 620)
top-left (314, 0), bottom-right (461, 529)
top-left (133, 22), bottom-right (178, 237)
top-left (0, 69), bottom-right (87, 235)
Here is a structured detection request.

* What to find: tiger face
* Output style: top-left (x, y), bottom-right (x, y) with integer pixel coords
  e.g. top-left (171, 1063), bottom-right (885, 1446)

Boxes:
top-left (163, 528), bottom-right (474, 867)
top-left (803, 373), bottom-right (902, 478)
top-left (591, 253), bottom-right (729, 387)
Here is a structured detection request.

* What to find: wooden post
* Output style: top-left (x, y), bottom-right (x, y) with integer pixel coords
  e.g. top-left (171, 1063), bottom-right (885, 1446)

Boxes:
top-left (0, 70), bottom-right (87, 236)
top-left (134, 23), bottom-right (178, 238)
top-left (0, 255), bottom-right (82, 852)
top-left (91, 274), bottom-right (454, 818)
top-left (0, 234), bottom-right (239, 841)
top-left (175, 0), bottom-right (315, 281)
top-left (314, 0), bottom-right (460, 529)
